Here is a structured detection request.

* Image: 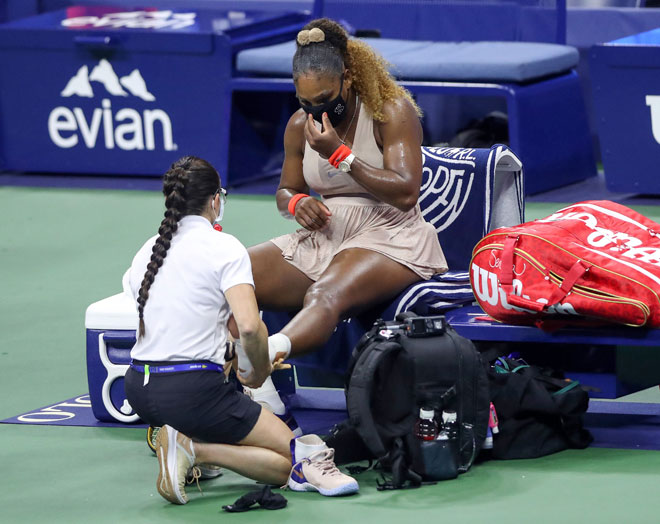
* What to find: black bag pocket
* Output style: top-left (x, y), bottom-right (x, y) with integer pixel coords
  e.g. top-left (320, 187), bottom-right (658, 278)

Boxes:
top-left (408, 434), bottom-right (458, 481)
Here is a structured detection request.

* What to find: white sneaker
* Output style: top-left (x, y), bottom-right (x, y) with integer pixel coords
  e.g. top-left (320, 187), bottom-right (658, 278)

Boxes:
top-left (196, 464), bottom-right (223, 480)
top-left (288, 447), bottom-right (359, 496)
top-left (155, 425), bottom-right (196, 504)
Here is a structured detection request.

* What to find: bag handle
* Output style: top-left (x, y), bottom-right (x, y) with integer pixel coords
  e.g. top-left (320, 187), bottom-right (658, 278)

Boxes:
top-left (500, 235), bottom-right (591, 312)
top-left (500, 236), bottom-right (545, 311)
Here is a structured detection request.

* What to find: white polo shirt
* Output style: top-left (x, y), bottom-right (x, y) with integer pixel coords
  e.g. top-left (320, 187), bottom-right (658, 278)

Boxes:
top-left (123, 215), bottom-right (254, 365)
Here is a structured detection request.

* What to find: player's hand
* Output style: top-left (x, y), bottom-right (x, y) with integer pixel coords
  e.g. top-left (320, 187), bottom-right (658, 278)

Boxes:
top-left (304, 112), bottom-right (343, 159)
top-left (294, 196), bottom-right (332, 231)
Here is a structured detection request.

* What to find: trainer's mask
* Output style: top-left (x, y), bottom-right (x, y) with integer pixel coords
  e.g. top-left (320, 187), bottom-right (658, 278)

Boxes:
top-left (301, 75), bottom-right (347, 127)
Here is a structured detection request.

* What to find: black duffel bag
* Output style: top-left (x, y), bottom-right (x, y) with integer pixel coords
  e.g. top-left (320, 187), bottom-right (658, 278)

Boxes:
top-left (487, 356), bottom-right (593, 459)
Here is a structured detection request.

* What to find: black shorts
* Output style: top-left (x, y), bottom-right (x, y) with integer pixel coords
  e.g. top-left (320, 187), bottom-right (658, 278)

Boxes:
top-left (124, 362), bottom-right (262, 444)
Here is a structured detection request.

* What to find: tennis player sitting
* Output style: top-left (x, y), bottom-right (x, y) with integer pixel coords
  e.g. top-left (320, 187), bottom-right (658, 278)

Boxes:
top-left (122, 156), bottom-right (358, 504)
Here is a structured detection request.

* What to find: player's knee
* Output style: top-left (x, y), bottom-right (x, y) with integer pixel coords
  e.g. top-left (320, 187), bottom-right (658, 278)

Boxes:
top-left (303, 283), bottom-right (345, 319)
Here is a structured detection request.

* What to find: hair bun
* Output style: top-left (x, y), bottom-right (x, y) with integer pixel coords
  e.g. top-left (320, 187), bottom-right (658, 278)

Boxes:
top-left (297, 27), bottom-right (325, 46)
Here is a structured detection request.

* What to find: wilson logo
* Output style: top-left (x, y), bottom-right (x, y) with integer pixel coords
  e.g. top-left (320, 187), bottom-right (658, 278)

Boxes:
top-left (48, 59), bottom-right (177, 151)
top-left (471, 263), bottom-right (578, 316)
top-left (538, 209), bottom-right (660, 266)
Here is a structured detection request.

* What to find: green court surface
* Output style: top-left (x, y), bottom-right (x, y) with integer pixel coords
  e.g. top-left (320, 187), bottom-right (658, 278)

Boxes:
top-left (1, 186), bottom-right (659, 523)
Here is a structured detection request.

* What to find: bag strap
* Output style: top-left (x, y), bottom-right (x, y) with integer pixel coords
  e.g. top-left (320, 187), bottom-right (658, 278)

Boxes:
top-left (345, 320), bottom-right (386, 389)
top-left (548, 259), bottom-right (592, 304)
top-left (376, 438), bottom-right (424, 491)
top-left (500, 236), bottom-right (544, 312)
top-left (346, 338), bottom-right (403, 459)
top-left (500, 235), bottom-right (591, 314)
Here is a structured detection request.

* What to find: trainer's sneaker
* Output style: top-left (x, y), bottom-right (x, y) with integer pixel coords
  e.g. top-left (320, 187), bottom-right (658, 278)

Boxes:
top-left (155, 425), bottom-right (196, 504)
top-left (196, 464), bottom-right (223, 480)
top-left (288, 447), bottom-right (359, 496)
top-left (147, 425), bottom-right (160, 454)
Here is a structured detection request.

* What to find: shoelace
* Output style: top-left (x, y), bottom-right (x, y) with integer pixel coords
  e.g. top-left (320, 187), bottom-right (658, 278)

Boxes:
top-left (305, 448), bottom-right (344, 477)
top-left (186, 466), bottom-right (204, 495)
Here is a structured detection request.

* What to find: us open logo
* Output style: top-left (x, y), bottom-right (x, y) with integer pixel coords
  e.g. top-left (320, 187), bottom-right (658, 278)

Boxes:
top-left (420, 147), bottom-right (476, 232)
top-left (47, 59), bottom-right (177, 152)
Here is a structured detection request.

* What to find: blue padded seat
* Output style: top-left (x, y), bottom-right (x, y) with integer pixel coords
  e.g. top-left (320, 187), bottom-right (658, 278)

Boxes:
top-left (236, 38), bottom-right (579, 83)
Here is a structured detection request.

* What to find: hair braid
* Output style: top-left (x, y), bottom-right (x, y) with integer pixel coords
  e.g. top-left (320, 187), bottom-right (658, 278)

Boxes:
top-left (135, 156), bottom-right (220, 338)
top-left (136, 163), bottom-right (190, 338)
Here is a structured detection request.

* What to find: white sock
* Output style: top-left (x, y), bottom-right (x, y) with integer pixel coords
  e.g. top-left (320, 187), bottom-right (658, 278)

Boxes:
top-left (245, 376), bottom-right (286, 415)
top-left (293, 434), bottom-right (327, 462)
top-left (268, 333), bottom-right (292, 362)
top-left (234, 340), bottom-right (253, 378)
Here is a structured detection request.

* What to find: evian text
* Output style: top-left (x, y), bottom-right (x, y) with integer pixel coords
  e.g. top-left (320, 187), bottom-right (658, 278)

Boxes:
top-left (48, 99), bottom-right (175, 151)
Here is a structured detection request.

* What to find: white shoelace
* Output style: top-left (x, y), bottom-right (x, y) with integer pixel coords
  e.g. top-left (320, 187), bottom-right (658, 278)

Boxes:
top-left (305, 448), bottom-right (344, 477)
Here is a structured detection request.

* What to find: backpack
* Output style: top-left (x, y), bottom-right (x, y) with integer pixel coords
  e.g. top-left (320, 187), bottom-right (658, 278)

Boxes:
top-left (485, 355), bottom-right (593, 459)
top-left (328, 312), bottom-right (490, 489)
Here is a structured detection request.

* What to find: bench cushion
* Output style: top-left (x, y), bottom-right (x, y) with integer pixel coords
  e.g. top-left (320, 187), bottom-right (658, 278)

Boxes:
top-left (236, 37), bottom-right (579, 83)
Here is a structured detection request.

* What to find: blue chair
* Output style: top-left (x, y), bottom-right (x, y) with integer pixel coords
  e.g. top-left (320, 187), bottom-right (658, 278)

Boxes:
top-left (262, 144), bottom-right (524, 387)
top-left (230, 0), bottom-right (596, 195)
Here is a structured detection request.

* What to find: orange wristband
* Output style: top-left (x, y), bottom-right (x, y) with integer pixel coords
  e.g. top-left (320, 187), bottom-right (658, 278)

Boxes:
top-left (328, 144), bottom-right (351, 168)
top-left (287, 193), bottom-right (309, 215)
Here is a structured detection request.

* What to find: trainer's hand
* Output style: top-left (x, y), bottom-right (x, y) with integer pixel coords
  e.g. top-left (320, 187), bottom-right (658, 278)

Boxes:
top-left (227, 314), bottom-right (239, 339)
top-left (272, 358), bottom-right (291, 371)
top-left (304, 112), bottom-right (343, 159)
top-left (237, 362), bottom-right (273, 389)
top-left (294, 196), bottom-right (332, 231)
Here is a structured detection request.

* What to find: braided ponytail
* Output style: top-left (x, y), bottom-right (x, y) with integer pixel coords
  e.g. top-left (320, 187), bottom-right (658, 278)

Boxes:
top-left (136, 156), bottom-right (220, 338)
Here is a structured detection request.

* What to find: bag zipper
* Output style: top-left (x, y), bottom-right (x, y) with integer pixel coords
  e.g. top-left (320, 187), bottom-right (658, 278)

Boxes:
top-left (473, 241), bottom-right (651, 326)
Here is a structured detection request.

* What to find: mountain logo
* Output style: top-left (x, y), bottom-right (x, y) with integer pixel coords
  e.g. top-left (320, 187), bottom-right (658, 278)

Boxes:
top-left (48, 60), bottom-right (176, 152)
top-left (61, 59), bottom-right (155, 101)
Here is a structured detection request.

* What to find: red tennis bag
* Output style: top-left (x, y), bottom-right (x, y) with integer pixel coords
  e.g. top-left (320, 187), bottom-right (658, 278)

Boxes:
top-left (470, 200), bottom-right (660, 328)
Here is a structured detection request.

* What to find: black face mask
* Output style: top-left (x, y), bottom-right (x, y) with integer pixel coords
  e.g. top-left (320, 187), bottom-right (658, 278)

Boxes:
top-left (300, 75), bottom-right (348, 127)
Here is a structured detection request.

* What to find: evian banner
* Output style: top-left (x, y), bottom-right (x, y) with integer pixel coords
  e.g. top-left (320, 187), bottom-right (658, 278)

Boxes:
top-left (49, 59), bottom-right (176, 152)
top-left (0, 5), bottom-right (313, 177)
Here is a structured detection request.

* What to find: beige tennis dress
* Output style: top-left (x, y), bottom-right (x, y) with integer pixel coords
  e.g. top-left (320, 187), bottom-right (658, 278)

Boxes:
top-left (271, 102), bottom-right (447, 281)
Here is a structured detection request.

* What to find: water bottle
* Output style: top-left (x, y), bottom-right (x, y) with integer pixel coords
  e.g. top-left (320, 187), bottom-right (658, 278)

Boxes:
top-left (441, 410), bottom-right (459, 460)
top-left (414, 407), bottom-right (438, 441)
top-left (442, 410), bottom-right (458, 440)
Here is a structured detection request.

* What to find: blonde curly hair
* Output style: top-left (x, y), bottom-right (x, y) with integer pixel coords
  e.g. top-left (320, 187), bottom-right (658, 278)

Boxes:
top-left (293, 18), bottom-right (422, 122)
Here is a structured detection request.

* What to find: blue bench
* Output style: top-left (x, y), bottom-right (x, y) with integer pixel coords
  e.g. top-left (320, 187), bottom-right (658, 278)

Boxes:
top-left (231, 0), bottom-right (596, 195)
top-left (445, 305), bottom-right (660, 400)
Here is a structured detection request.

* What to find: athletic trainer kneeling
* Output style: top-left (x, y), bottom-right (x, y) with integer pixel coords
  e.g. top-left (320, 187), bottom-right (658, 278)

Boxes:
top-left (122, 156), bottom-right (358, 504)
